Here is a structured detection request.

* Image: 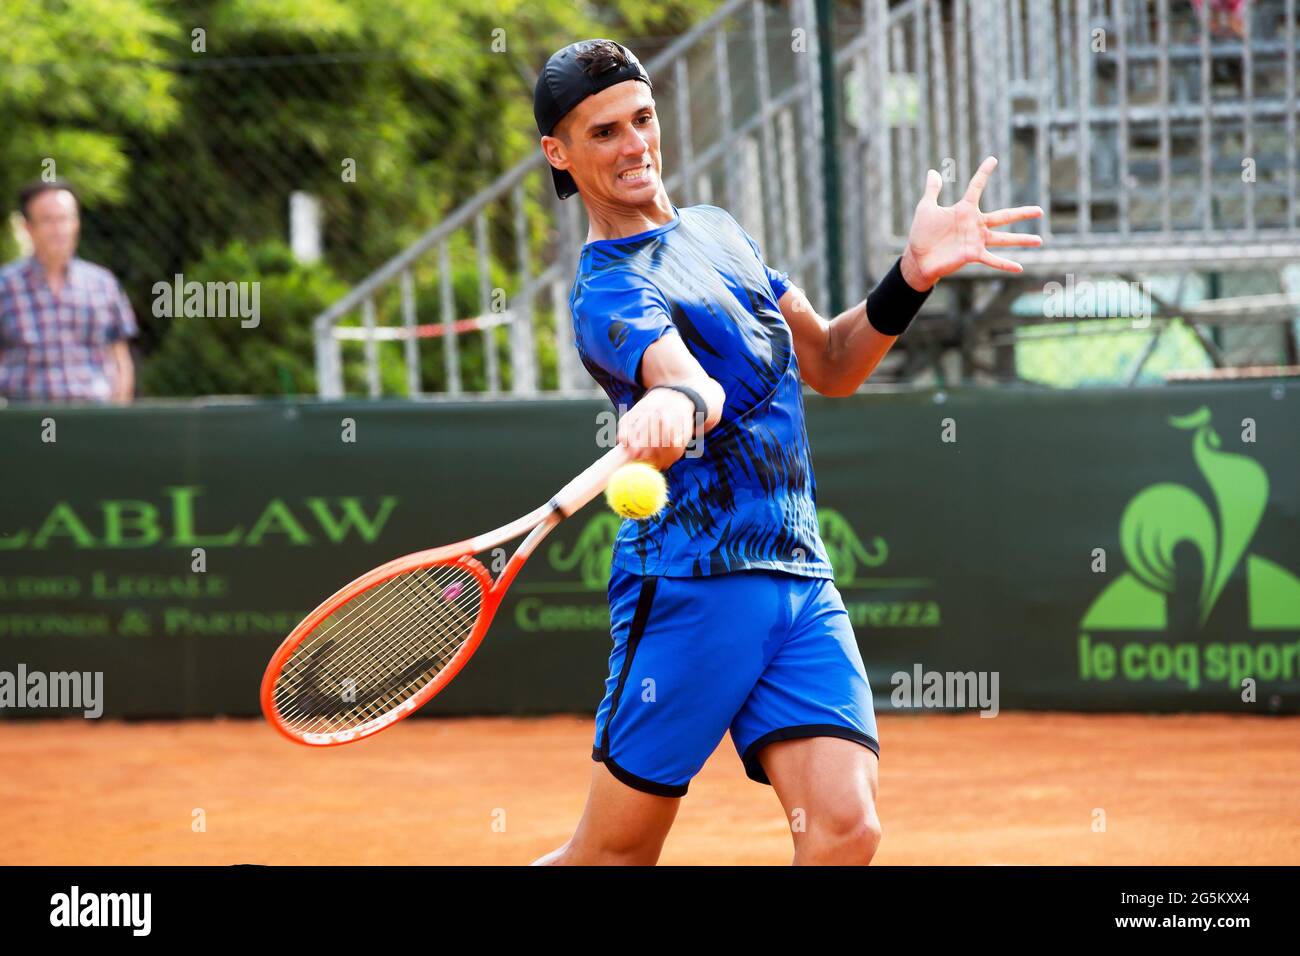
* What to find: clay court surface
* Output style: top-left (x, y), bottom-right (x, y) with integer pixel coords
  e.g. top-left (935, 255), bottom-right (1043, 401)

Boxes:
top-left (2, 713), bottom-right (1297, 865)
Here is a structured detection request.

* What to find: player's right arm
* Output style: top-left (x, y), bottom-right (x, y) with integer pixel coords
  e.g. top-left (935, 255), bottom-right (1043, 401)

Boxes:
top-left (572, 269), bottom-right (724, 471)
top-left (621, 334), bottom-right (725, 471)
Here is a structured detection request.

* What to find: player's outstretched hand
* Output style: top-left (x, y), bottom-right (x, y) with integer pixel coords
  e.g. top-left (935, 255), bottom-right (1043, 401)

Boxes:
top-left (899, 156), bottom-right (1043, 290)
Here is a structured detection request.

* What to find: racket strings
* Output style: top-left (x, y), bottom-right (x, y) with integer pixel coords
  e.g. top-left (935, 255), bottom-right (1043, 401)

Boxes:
top-left (293, 562), bottom-right (475, 690)
top-left (273, 561), bottom-right (485, 736)
top-left (280, 565), bottom-right (462, 701)
top-left (277, 565), bottom-right (479, 734)
top-left (277, 564), bottom-right (478, 728)
top-left (277, 572), bottom-right (425, 723)
top-left (291, 569), bottom-right (479, 732)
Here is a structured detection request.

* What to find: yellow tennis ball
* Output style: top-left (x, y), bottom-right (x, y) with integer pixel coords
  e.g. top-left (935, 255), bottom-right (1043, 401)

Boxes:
top-left (605, 462), bottom-right (668, 520)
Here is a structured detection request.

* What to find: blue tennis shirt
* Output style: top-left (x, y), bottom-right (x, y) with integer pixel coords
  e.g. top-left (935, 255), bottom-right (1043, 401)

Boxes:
top-left (569, 204), bottom-right (833, 580)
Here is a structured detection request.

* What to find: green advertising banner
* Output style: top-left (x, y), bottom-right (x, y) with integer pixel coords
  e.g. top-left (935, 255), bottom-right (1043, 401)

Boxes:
top-left (1, 384), bottom-right (1296, 718)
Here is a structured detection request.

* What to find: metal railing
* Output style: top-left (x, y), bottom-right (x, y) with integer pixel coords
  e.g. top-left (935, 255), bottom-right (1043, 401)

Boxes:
top-left (315, 0), bottom-right (1300, 396)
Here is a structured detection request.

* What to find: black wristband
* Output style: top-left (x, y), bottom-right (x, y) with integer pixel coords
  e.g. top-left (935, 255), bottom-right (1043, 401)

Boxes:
top-left (648, 383), bottom-right (707, 438)
top-left (865, 257), bottom-right (932, 336)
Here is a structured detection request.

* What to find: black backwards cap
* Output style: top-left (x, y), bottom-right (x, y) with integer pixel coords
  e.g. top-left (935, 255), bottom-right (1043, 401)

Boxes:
top-left (534, 40), bottom-right (652, 200)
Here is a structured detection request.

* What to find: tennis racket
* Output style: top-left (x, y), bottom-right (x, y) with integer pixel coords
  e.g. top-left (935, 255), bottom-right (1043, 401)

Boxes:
top-left (260, 444), bottom-right (630, 746)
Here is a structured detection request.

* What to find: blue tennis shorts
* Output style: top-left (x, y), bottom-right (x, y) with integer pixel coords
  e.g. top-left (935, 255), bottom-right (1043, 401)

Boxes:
top-left (592, 566), bottom-right (879, 797)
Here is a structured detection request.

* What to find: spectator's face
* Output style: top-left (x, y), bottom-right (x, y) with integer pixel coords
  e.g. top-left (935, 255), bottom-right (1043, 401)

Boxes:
top-left (24, 190), bottom-right (80, 266)
top-left (545, 81), bottom-right (662, 210)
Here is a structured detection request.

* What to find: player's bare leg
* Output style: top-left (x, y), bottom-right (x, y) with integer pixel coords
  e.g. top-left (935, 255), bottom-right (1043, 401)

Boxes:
top-left (531, 762), bottom-right (680, 865)
top-left (759, 736), bottom-right (881, 865)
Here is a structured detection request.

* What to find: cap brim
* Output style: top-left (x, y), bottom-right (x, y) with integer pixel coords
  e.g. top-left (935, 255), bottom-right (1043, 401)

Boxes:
top-left (551, 166), bottom-right (578, 200)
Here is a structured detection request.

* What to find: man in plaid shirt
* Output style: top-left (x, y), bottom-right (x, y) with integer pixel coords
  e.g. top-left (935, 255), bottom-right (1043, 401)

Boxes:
top-left (0, 182), bottom-right (136, 403)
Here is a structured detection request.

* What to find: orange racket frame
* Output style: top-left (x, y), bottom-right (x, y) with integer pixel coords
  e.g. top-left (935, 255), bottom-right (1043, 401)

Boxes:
top-left (261, 445), bottom-right (630, 746)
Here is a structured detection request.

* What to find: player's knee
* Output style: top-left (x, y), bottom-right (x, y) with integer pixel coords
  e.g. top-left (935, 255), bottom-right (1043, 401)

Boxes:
top-left (832, 816), bottom-right (881, 864)
top-left (800, 807), bottom-right (881, 864)
top-left (566, 833), bottom-right (664, 865)
top-left (859, 815), bottom-right (883, 861)
top-left (590, 828), bottom-right (667, 864)
top-left (563, 819), bottom-right (668, 864)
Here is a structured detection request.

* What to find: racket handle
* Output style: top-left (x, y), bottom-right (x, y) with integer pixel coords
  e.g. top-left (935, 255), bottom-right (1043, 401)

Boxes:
top-left (551, 445), bottom-right (632, 518)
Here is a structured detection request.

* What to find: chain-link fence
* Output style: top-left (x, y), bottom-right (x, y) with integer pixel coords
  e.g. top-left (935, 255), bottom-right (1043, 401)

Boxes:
top-left (9, 37), bottom-right (567, 396)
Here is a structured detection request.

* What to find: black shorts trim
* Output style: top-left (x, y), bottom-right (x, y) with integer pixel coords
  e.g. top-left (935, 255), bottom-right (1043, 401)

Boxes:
top-left (740, 724), bottom-right (881, 786)
top-left (592, 746), bottom-right (689, 798)
top-left (599, 576), bottom-right (659, 757)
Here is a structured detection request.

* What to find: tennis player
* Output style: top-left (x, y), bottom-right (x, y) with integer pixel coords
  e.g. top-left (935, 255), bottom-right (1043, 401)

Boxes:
top-left (531, 39), bottom-right (1041, 865)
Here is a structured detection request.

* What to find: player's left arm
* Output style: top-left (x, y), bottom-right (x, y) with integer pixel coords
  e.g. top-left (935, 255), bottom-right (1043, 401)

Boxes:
top-left (784, 156), bottom-right (1042, 397)
top-left (779, 287), bottom-right (891, 398)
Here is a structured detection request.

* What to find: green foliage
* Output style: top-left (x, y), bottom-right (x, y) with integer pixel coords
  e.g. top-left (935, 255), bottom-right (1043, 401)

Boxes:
top-left (0, 0), bottom-right (179, 205)
top-left (139, 240), bottom-right (348, 395)
top-left (1, 0), bottom-right (723, 395)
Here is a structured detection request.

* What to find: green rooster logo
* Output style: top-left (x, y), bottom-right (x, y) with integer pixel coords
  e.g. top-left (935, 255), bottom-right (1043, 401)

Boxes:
top-left (1082, 407), bottom-right (1300, 630)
